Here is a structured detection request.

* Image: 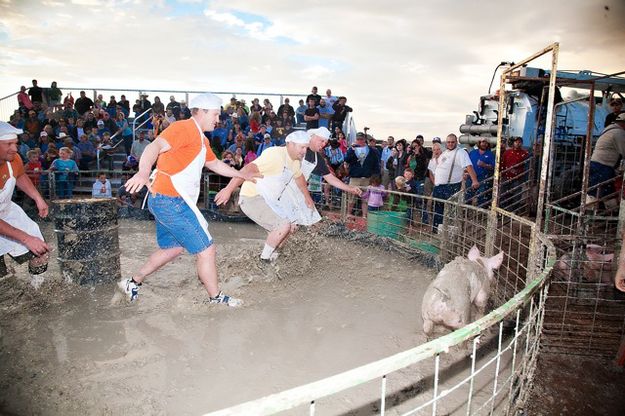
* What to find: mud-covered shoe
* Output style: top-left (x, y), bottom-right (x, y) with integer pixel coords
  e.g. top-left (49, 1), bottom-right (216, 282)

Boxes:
top-left (118, 277), bottom-right (140, 301)
top-left (207, 291), bottom-right (243, 307)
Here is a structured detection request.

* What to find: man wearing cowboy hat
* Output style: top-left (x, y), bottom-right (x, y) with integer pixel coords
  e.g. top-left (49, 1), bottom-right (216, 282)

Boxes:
top-left (0, 121), bottom-right (50, 283)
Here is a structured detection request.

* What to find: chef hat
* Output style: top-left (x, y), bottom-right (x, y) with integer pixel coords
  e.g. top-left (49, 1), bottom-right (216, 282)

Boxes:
top-left (189, 93), bottom-right (222, 110)
top-left (0, 121), bottom-right (23, 141)
top-left (285, 130), bottom-right (310, 144)
top-left (308, 127), bottom-right (331, 140)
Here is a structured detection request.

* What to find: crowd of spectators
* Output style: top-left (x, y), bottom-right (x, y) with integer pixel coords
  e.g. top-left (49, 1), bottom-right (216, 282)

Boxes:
top-left (8, 80), bottom-right (538, 223)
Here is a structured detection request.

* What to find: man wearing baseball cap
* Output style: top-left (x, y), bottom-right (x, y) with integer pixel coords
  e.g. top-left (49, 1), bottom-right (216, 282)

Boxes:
top-left (122, 93), bottom-right (258, 306)
top-left (215, 130), bottom-right (316, 262)
top-left (0, 121), bottom-right (50, 285)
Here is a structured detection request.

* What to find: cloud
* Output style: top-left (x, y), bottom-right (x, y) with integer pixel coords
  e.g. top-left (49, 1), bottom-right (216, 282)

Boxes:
top-left (0, 0), bottom-right (623, 140)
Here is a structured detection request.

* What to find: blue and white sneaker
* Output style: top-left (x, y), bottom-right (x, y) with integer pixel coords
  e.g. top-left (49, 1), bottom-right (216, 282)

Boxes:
top-left (207, 291), bottom-right (243, 307)
top-left (117, 277), bottom-right (140, 301)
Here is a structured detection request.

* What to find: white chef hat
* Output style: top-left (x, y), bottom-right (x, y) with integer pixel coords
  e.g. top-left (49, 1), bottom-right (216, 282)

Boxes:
top-left (0, 121), bottom-right (23, 141)
top-left (189, 93), bottom-right (222, 110)
top-left (285, 130), bottom-right (310, 144)
top-left (308, 127), bottom-right (331, 140)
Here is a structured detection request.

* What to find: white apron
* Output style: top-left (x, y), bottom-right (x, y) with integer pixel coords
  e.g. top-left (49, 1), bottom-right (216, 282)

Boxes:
top-left (150, 119), bottom-right (211, 240)
top-left (0, 161), bottom-right (45, 257)
top-left (255, 150), bottom-right (321, 226)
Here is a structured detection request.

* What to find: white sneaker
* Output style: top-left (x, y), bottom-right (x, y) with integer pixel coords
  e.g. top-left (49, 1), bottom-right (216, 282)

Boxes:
top-left (117, 277), bottom-right (140, 301)
top-left (207, 291), bottom-right (243, 307)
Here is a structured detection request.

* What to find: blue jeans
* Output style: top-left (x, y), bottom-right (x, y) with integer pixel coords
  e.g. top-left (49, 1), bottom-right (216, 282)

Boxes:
top-left (465, 177), bottom-right (492, 208)
top-left (588, 161), bottom-right (616, 200)
top-left (56, 176), bottom-right (73, 198)
top-left (148, 193), bottom-right (213, 254)
top-left (432, 182), bottom-right (462, 231)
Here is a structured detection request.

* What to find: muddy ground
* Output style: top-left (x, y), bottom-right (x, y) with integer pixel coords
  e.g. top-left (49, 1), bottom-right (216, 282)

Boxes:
top-left (0, 220), bottom-right (437, 415)
top-left (1, 219), bottom-right (623, 415)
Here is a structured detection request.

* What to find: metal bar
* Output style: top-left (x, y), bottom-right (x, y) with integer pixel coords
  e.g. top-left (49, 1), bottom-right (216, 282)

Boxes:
top-left (505, 310), bottom-right (522, 416)
top-left (432, 354), bottom-right (440, 416)
top-left (466, 337), bottom-right (479, 416)
top-left (309, 400), bottom-right (315, 416)
top-left (380, 375), bottom-right (387, 416)
top-left (533, 43), bottom-right (560, 231)
top-left (489, 322), bottom-right (504, 416)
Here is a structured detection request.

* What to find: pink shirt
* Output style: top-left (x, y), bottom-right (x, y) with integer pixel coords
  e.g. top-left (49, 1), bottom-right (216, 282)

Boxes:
top-left (362, 185), bottom-right (386, 208)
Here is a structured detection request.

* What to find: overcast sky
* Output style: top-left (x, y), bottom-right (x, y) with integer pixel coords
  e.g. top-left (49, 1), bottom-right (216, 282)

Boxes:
top-left (1, 0), bottom-right (623, 140)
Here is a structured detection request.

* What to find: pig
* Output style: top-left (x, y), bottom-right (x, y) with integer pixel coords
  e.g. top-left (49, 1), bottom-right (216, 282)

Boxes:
top-left (552, 245), bottom-right (615, 286)
top-left (422, 245), bottom-right (504, 336)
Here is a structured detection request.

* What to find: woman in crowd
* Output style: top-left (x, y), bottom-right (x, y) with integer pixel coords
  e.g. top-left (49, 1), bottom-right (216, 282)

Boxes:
top-left (243, 138), bottom-right (257, 165)
top-left (116, 112), bottom-right (133, 155)
top-left (407, 138), bottom-right (430, 182)
top-left (249, 111), bottom-right (262, 133)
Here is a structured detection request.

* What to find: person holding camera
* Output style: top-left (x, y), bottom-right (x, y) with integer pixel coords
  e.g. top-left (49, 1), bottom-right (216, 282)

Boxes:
top-left (344, 132), bottom-right (380, 216)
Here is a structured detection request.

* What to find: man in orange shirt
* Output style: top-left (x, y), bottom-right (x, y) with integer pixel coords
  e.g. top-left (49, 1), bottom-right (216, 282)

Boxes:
top-left (0, 122), bottom-right (50, 284)
top-left (122, 93), bottom-right (258, 306)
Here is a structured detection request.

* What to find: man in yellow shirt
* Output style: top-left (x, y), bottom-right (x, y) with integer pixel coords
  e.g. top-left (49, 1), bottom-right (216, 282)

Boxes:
top-left (215, 131), bottom-right (314, 262)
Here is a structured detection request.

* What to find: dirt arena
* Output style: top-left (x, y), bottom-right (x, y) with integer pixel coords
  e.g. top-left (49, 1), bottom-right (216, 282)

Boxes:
top-left (0, 219), bottom-right (442, 415)
top-left (2, 219), bottom-right (623, 415)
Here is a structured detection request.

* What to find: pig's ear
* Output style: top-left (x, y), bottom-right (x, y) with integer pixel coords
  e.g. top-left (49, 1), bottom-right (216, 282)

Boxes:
top-left (585, 246), bottom-right (614, 262)
top-left (468, 245), bottom-right (480, 262)
top-left (488, 251), bottom-right (505, 270)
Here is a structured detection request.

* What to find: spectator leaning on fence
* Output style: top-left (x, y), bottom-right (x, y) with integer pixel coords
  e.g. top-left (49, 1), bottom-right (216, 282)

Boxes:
top-left (344, 132), bottom-right (381, 217)
top-left (431, 134), bottom-right (479, 231)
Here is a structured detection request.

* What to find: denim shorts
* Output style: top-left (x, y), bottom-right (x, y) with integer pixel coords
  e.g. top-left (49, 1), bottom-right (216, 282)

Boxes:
top-left (148, 193), bottom-right (213, 254)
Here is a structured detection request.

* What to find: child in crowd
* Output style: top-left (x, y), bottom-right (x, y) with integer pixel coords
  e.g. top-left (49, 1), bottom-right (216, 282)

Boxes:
top-left (402, 168), bottom-right (425, 230)
top-left (50, 147), bottom-right (79, 199)
top-left (25, 149), bottom-right (42, 189)
top-left (92, 173), bottom-right (112, 198)
top-left (362, 175), bottom-right (386, 213)
top-left (243, 139), bottom-right (257, 165)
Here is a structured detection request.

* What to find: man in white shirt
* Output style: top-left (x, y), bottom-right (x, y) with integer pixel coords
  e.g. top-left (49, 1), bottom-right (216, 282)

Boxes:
top-left (432, 133), bottom-right (479, 231)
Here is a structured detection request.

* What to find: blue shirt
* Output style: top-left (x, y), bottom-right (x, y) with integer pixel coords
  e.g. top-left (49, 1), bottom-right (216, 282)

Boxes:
top-left (317, 104), bottom-right (334, 129)
top-left (256, 141), bottom-right (273, 157)
top-left (469, 148), bottom-right (495, 180)
top-left (325, 147), bottom-right (344, 165)
top-left (212, 127), bottom-right (229, 147)
top-left (51, 158), bottom-right (78, 180)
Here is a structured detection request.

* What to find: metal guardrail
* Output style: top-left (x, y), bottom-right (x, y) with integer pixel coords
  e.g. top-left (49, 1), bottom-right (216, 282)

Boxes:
top-left (201, 194), bottom-right (554, 415)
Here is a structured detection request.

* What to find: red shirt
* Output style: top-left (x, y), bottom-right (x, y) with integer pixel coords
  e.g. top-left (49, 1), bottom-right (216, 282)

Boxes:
top-left (502, 148), bottom-right (529, 179)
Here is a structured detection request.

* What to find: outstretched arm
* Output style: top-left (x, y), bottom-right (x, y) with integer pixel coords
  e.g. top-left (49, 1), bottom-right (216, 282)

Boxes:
top-left (124, 137), bottom-right (171, 193)
top-left (214, 163), bottom-right (260, 206)
top-left (323, 173), bottom-right (362, 196)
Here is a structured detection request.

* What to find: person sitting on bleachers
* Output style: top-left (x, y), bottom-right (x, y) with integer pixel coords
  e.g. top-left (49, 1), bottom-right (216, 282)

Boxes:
top-left (76, 134), bottom-right (96, 170)
top-left (130, 130), bottom-right (149, 162)
top-left (17, 86), bottom-right (34, 113)
top-left (92, 173), bottom-right (112, 198)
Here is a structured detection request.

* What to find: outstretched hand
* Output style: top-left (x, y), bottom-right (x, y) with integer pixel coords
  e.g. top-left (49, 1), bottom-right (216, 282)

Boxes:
top-left (125, 172), bottom-right (150, 194)
top-left (240, 170), bottom-right (263, 184)
top-left (349, 186), bottom-right (362, 196)
top-left (214, 188), bottom-right (232, 206)
top-left (36, 199), bottom-right (49, 218)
